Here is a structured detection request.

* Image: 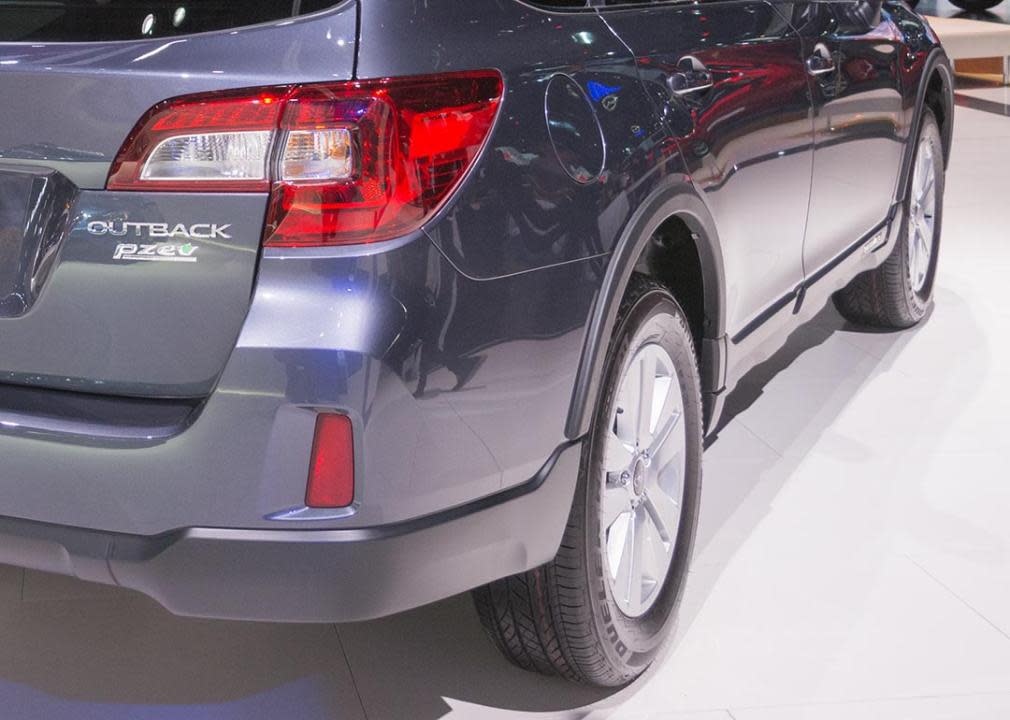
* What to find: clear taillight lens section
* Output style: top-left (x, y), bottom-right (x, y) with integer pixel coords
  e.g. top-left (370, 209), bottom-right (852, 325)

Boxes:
top-left (280, 128), bottom-right (355, 182)
top-left (108, 89), bottom-right (285, 192)
top-left (141, 131), bottom-right (273, 183)
top-left (107, 71), bottom-right (504, 246)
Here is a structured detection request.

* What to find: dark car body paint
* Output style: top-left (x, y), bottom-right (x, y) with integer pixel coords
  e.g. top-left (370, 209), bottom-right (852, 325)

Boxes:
top-left (0, 0), bottom-right (951, 621)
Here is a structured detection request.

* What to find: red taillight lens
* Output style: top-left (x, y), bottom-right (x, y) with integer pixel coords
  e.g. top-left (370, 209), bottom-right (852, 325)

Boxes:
top-left (305, 414), bottom-right (354, 509)
top-left (107, 72), bottom-right (504, 246)
top-left (266, 74), bottom-right (503, 246)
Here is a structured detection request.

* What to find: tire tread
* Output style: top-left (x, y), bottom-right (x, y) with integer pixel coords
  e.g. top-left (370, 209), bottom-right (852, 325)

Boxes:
top-left (833, 108), bottom-right (943, 329)
top-left (474, 276), bottom-right (700, 687)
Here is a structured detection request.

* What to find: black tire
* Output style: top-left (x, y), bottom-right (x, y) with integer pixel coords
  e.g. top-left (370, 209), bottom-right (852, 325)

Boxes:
top-left (948, 0), bottom-right (1002, 10)
top-left (474, 278), bottom-right (703, 687)
top-left (832, 108), bottom-right (944, 329)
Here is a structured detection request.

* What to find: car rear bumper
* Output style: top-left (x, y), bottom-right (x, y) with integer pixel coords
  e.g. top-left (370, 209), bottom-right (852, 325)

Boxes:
top-left (0, 439), bottom-right (581, 622)
top-left (0, 231), bottom-right (594, 536)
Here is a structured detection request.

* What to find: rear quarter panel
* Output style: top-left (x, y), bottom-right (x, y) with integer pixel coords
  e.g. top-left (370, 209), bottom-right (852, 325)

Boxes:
top-left (358, 0), bottom-right (690, 280)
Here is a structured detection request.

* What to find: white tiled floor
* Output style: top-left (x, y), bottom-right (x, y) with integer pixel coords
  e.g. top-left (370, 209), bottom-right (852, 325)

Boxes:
top-left (0, 103), bottom-right (1008, 720)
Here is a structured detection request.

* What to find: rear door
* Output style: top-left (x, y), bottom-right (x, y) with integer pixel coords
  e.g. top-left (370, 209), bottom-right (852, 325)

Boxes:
top-left (801, 0), bottom-right (906, 272)
top-left (601, 0), bottom-right (814, 340)
top-left (0, 0), bottom-right (357, 398)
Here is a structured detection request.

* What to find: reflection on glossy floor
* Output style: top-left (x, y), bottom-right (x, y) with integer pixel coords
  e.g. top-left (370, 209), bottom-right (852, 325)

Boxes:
top-left (2, 101), bottom-right (1010, 720)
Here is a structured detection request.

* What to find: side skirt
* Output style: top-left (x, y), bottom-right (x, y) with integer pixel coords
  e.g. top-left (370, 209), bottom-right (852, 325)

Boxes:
top-left (707, 203), bottom-right (904, 431)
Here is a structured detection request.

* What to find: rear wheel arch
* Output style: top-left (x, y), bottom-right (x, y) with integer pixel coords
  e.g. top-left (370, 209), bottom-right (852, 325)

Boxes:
top-left (923, 63), bottom-right (953, 167)
top-left (897, 50), bottom-right (953, 205)
top-left (565, 180), bottom-right (726, 440)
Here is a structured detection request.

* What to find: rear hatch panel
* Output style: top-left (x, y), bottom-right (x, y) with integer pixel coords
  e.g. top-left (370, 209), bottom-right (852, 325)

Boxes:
top-left (0, 1), bottom-right (358, 397)
top-left (0, 189), bottom-right (267, 396)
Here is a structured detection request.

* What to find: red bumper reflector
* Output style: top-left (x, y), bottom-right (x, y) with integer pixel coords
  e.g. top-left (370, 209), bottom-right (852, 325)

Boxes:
top-left (305, 414), bottom-right (354, 508)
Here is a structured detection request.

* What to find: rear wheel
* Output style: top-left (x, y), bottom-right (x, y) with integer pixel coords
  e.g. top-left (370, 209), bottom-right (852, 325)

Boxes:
top-left (833, 107), bottom-right (944, 329)
top-left (474, 279), bottom-right (702, 686)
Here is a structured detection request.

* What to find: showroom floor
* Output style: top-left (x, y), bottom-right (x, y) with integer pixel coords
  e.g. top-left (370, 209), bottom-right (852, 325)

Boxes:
top-left (1, 94), bottom-right (1009, 720)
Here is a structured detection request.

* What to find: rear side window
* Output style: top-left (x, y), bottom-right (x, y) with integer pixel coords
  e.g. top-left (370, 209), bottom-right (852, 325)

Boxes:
top-left (525, 1), bottom-right (682, 9)
top-left (0, 1), bottom-right (344, 42)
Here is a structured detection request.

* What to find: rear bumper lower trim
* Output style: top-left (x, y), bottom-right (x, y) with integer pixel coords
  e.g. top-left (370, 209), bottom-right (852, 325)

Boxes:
top-left (0, 439), bottom-right (582, 623)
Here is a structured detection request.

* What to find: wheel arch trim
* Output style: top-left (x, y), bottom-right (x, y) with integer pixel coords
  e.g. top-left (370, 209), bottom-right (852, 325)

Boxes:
top-left (564, 176), bottom-right (726, 440)
top-left (897, 48), bottom-right (954, 205)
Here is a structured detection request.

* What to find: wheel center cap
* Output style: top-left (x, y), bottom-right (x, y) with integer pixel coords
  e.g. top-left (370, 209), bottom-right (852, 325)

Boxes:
top-left (632, 457), bottom-right (647, 497)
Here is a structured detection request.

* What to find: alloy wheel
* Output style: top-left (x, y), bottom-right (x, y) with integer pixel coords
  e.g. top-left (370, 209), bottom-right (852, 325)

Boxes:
top-left (908, 135), bottom-right (937, 296)
top-left (601, 343), bottom-right (687, 618)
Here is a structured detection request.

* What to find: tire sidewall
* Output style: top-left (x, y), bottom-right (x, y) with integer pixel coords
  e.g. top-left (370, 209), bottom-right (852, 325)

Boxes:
top-left (581, 287), bottom-right (703, 682)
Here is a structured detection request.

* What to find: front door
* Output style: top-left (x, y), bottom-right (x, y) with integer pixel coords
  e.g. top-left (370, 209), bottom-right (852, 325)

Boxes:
top-left (603, 0), bottom-right (815, 340)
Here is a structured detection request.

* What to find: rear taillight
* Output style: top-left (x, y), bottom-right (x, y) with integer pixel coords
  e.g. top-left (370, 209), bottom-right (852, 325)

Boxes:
top-left (107, 72), bottom-right (504, 246)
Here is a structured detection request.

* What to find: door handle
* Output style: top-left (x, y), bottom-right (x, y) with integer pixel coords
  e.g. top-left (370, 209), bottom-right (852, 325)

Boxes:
top-left (806, 43), bottom-right (836, 77)
top-left (667, 56), bottom-right (714, 97)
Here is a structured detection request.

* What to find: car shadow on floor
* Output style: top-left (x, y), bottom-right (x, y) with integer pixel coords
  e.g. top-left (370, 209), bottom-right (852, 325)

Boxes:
top-left (331, 304), bottom-right (933, 719)
top-left (680, 306), bottom-right (920, 618)
top-left (335, 593), bottom-right (615, 719)
top-left (670, 294), bottom-right (991, 649)
top-left (0, 583), bottom-right (365, 720)
top-left (708, 304), bottom-right (925, 441)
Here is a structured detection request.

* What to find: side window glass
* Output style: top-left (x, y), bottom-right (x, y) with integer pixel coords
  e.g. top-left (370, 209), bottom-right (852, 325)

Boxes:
top-left (755, 3), bottom-right (793, 38)
top-left (734, 3), bottom-right (793, 41)
top-left (530, 0), bottom-right (591, 7)
top-left (774, 2), bottom-right (838, 38)
top-left (831, 0), bottom-right (883, 35)
top-left (0, 0), bottom-right (342, 41)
